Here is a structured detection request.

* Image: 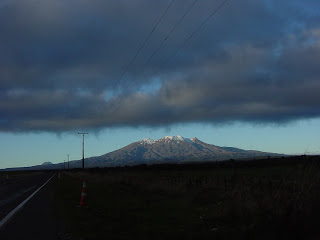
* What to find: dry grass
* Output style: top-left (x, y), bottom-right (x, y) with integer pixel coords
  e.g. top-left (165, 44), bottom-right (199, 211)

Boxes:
top-left (55, 160), bottom-right (320, 239)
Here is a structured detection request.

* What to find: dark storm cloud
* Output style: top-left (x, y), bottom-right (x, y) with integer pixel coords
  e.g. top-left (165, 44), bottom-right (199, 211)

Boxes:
top-left (0, 0), bottom-right (320, 132)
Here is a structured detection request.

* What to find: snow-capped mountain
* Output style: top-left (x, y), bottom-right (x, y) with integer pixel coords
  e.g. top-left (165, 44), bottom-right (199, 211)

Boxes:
top-left (83, 136), bottom-right (280, 167)
top-left (7, 136), bottom-right (281, 170)
top-left (140, 135), bottom-right (192, 145)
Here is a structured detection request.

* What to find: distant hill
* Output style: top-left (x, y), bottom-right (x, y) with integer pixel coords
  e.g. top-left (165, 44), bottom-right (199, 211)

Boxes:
top-left (41, 162), bottom-right (53, 165)
top-left (2, 136), bottom-right (281, 170)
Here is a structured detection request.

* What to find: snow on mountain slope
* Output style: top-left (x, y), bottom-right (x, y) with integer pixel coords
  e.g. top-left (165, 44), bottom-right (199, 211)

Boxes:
top-left (140, 138), bottom-right (156, 144)
top-left (140, 135), bottom-right (193, 144)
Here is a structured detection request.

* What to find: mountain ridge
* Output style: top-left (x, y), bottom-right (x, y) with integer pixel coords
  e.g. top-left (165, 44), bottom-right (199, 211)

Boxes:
top-left (84, 135), bottom-right (280, 167)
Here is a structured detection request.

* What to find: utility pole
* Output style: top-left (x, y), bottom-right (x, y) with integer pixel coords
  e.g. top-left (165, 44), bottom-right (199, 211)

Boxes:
top-left (78, 133), bottom-right (88, 169)
top-left (67, 154), bottom-right (71, 169)
top-left (64, 159), bottom-right (65, 170)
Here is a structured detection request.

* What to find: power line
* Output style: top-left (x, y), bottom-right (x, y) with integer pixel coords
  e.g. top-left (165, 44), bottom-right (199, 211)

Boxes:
top-left (145, 0), bottom-right (200, 65)
top-left (122, 0), bottom-right (228, 95)
top-left (153, 0), bottom-right (229, 77)
top-left (113, 0), bottom-right (176, 91)
top-left (108, 0), bottom-right (229, 119)
top-left (118, 0), bottom-right (201, 96)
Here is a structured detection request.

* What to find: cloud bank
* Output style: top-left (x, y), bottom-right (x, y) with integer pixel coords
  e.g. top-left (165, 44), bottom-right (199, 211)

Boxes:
top-left (1, 0), bottom-right (320, 132)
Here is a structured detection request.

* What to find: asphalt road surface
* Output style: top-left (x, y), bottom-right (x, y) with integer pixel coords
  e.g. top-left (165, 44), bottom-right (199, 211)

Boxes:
top-left (0, 172), bottom-right (74, 240)
top-left (0, 172), bottom-right (53, 220)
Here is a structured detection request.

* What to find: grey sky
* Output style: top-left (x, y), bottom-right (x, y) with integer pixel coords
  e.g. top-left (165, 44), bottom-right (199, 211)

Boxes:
top-left (0, 0), bottom-right (319, 132)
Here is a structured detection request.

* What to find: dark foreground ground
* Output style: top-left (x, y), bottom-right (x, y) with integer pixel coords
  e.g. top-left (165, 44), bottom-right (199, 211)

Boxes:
top-left (55, 156), bottom-right (320, 240)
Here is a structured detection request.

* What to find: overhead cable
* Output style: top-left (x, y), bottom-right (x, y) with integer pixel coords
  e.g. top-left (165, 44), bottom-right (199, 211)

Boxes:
top-left (144, 0), bottom-right (200, 65)
top-left (154, 0), bottom-right (229, 76)
top-left (114, 0), bottom-right (176, 90)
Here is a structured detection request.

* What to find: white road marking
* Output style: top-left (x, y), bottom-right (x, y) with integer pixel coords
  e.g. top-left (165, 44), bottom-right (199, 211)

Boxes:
top-left (0, 173), bottom-right (56, 230)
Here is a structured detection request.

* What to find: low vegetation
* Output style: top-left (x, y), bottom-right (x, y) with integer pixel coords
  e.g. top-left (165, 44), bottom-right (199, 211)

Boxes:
top-left (0, 170), bottom-right (44, 184)
top-left (54, 156), bottom-right (320, 240)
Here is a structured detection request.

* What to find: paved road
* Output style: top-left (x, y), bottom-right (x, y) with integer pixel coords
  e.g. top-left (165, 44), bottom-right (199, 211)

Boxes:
top-left (0, 172), bottom-right (53, 220)
top-left (0, 173), bottom-right (75, 240)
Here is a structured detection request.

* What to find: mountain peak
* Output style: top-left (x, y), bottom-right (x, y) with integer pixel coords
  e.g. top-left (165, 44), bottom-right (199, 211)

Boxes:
top-left (163, 135), bottom-right (183, 140)
top-left (161, 135), bottom-right (193, 143)
top-left (140, 138), bottom-right (156, 144)
top-left (139, 135), bottom-right (194, 144)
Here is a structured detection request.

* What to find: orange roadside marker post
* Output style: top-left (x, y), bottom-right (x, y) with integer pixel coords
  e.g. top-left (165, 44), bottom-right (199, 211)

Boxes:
top-left (79, 179), bottom-right (88, 207)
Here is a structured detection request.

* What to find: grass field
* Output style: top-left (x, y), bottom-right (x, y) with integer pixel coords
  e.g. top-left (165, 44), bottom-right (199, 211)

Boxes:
top-left (54, 157), bottom-right (320, 240)
top-left (0, 170), bottom-right (46, 184)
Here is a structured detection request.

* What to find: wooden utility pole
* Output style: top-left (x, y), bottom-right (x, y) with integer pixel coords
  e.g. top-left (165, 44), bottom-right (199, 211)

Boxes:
top-left (78, 133), bottom-right (88, 169)
top-left (67, 154), bottom-right (71, 169)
